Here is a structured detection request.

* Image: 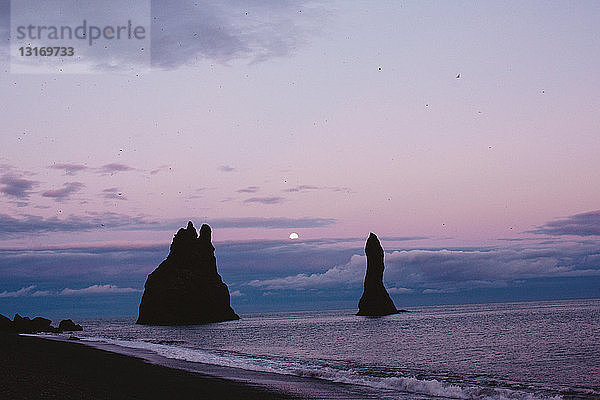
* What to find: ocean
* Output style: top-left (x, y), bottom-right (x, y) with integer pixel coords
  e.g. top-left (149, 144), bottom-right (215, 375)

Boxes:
top-left (45, 299), bottom-right (600, 399)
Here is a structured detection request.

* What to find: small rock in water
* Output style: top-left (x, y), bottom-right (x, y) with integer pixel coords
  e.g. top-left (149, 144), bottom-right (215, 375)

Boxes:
top-left (59, 319), bottom-right (83, 332)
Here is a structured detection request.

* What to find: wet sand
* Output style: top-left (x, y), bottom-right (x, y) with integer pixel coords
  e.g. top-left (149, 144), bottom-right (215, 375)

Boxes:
top-left (0, 333), bottom-right (298, 399)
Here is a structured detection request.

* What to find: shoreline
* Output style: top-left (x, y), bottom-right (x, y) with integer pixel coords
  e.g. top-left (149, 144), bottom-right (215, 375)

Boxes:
top-left (0, 333), bottom-right (299, 399)
top-left (73, 336), bottom-right (379, 400)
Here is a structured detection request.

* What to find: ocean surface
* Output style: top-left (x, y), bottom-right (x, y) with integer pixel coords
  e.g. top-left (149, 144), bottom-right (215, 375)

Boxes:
top-left (46, 299), bottom-right (600, 399)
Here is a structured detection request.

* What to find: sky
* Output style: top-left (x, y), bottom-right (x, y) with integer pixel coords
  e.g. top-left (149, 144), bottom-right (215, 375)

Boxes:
top-left (1, 0), bottom-right (600, 319)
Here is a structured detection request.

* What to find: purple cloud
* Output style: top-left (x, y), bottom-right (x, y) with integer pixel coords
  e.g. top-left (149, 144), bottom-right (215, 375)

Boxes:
top-left (0, 174), bottom-right (37, 199)
top-left (47, 162), bottom-right (175, 177)
top-left (0, 213), bottom-right (162, 238)
top-left (387, 287), bottom-right (414, 294)
top-left (237, 186), bottom-right (260, 193)
top-left (42, 182), bottom-right (85, 201)
top-left (102, 187), bottom-right (127, 201)
top-left (98, 163), bottom-right (135, 174)
top-left (284, 185), bottom-right (320, 192)
top-left (48, 163), bottom-right (89, 175)
top-left (244, 196), bottom-right (285, 205)
top-left (59, 284), bottom-right (141, 296)
top-left (284, 185), bottom-right (352, 193)
top-left (0, 285), bottom-right (51, 298)
top-left (0, 284), bottom-right (140, 297)
top-left (218, 165), bottom-right (236, 172)
top-left (150, 165), bottom-right (171, 175)
top-left (0, 214), bottom-right (337, 238)
top-left (529, 210), bottom-right (600, 236)
top-left (151, 1), bottom-right (329, 69)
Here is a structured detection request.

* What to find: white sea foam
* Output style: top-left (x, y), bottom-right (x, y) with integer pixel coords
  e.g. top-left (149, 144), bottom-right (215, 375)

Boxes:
top-left (79, 336), bottom-right (563, 400)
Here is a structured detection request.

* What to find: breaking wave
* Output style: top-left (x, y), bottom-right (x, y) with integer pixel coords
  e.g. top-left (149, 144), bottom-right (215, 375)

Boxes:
top-left (77, 336), bottom-right (565, 400)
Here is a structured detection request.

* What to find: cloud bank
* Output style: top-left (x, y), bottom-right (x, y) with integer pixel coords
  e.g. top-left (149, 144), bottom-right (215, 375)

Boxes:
top-left (0, 1), bottom-right (330, 71)
top-left (530, 210), bottom-right (600, 236)
top-left (59, 284), bottom-right (141, 296)
top-left (0, 213), bottom-right (160, 237)
top-left (248, 243), bottom-right (600, 293)
top-left (0, 214), bottom-right (337, 238)
top-left (0, 284), bottom-right (140, 298)
top-left (0, 174), bottom-right (38, 199)
top-left (2, 236), bottom-right (600, 316)
top-left (0, 285), bottom-right (51, 298)
top-left (151, 0), bottom-right (330, 68)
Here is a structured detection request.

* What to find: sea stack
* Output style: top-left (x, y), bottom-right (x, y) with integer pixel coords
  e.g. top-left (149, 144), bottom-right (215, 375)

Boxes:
top-left (357, 233), bottom-right (399, 316)
top-left (137, 222), bottom-right (239, 325)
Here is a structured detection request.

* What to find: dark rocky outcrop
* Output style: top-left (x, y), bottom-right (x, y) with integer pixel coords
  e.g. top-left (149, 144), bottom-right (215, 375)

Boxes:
top-left (0, 314), bottom-right (83, 333)
top-left (357, 233), bottom-right (400, 316)
top-left (0, 313), bottom-right (15, 332)
top-left (58, 319), bottom-right (83, 332)
top-left (30, 317), bottom-right (53, 332)
top-left (13, 314), bottom-right (51, 333)
top-left (137, 222), bottom-right (239, 325)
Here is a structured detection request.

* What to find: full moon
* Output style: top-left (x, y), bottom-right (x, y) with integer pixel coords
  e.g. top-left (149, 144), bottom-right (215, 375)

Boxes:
top-left (289, 232), bottom-right (299, 239)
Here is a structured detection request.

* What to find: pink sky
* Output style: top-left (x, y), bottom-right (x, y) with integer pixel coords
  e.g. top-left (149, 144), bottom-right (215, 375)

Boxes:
top-left (1, 1), bottom-right (599, 246)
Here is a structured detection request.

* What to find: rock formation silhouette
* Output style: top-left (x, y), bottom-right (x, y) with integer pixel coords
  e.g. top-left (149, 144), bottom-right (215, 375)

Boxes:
top-left (0, 314), bottom-right (82, 333)
top-left (58, 319), bottom-right (83, 332)
top-left (137, 222), bottom-right (239, 325)
top-left (357, 232), bottom-right (400, 316)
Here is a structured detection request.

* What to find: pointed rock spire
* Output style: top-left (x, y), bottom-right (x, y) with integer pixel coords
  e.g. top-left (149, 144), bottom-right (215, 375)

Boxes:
top-left (357, 232), bottom-right (399, 316)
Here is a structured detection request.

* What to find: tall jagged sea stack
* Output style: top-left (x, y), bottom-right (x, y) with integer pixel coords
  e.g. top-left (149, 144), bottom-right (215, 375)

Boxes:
top-left (357, 232), bottom-right (399, 316)
top-left (137, 222), bottom-right (239, 325)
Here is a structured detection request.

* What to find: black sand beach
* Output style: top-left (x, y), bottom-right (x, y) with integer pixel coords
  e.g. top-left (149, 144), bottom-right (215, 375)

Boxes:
top-left (0, 333), bottom-right (297, 399)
